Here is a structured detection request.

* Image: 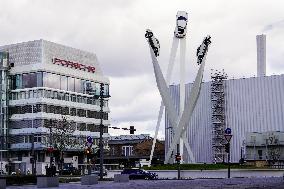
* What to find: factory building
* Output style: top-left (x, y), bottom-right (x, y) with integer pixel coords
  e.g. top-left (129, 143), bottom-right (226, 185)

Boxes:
top-left (0, 39), bottom-right (110, 174)
top-left (165, 34), bottom-right (284, 164)
top-left (166, 74), bottom-right (284, 163)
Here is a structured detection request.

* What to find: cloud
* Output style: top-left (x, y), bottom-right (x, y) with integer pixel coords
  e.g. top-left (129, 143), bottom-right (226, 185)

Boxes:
top-left (262, 19), bottom-right (284, 32)
top-left (1, 0), bottom-right (284, 138)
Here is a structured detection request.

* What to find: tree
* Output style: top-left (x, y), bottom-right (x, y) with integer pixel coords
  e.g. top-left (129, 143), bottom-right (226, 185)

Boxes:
top-left (48, 117), bottom-right (82, 173)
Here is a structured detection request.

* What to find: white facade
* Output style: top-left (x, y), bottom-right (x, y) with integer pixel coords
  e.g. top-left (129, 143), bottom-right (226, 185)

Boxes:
top-left (0, 39), bottom-right (110, 174)
top-left (166, 74), bottom-right (284, 163)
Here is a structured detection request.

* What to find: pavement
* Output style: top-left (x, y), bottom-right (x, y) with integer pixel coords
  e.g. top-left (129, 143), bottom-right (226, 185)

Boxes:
top-left (6, 177), bottom-right (284, 189)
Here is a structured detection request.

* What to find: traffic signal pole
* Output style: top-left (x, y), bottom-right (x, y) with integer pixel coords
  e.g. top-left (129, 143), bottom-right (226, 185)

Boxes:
top-left (99, 83), bottom-right (104, 180)
top-left (228, 143), bottom-right (231, 178)
top-left (176, 143), bottom-right (180, 180)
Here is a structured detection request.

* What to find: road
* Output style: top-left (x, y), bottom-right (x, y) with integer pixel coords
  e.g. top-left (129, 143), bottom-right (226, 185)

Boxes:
top-left (6, 177), bottom-right (284, 189)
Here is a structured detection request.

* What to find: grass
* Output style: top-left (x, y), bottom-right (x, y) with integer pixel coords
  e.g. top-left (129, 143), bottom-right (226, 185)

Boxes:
top-left (143, 163), bottom-right (256, 170)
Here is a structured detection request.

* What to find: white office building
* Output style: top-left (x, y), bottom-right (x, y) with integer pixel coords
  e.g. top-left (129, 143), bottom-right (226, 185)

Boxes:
top-left (0, 39), bottom-right (110, 174)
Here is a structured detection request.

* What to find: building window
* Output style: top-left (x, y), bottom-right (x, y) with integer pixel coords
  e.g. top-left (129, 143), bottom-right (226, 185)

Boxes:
top-left (75, 78), bottom-right (82, 93)
top-left (70, 108), bottom-right (76, 116)
top-left (37, 72), bottom-right (43, 87)
top-left (122, 146), bottom-right (133, 156)
top-left (22, 73), bottom-right (37, 88)
top-left (77, 109), bottom-right (86, 117)
top-left (68, 77), bottom-right (75, 92)
top-left (36, 152), bottom-right (45, 162)
top-left (78, 123), bottom-right (86, 131)
top-left (60, 75), bottom-right (68, 91)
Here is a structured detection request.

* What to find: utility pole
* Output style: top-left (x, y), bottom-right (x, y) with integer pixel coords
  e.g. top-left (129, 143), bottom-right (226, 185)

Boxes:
top-left (49, 120), bottom-right (53, 168)
top-left (176, 143), bottom-right (181, 180)
top-left (224, 128), bottom-right (232, 179)
top-left (99, 83), bottom-right (104, 180)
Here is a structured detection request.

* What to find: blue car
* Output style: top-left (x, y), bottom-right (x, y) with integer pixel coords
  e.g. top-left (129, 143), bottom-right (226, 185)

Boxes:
top-left (121, 168), bottom-right (158, 180)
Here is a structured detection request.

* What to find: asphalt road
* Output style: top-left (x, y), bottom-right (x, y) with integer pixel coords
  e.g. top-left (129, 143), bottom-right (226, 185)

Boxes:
top-left (6, 177), bottom-right (284, 189)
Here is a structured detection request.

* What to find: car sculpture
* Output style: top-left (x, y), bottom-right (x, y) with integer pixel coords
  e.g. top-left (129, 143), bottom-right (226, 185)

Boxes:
top-left (196, 35), bottom-right (211, 65)
top-left (174, 11), bottom-right (188, 38)
top-left (145, 29), bottom-right (160, 57)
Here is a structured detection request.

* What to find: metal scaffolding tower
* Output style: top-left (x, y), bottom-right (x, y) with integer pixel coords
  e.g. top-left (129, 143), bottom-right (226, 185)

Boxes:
top-left (211, 69), bottom-right (227, 163)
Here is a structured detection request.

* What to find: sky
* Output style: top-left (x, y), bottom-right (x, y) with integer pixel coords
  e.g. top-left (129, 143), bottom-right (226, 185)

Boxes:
top-left (1, 0), bottom-right (284, 139)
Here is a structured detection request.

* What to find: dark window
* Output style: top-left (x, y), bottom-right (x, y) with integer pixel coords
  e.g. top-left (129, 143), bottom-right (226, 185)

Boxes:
top-left (10, 74), bottom-right (22, 90)
top-left (103, 126), bottom-right (108, 133)
top-left (54, 106), bottom-right (62, 114)
top-left (22, 73), bottom-right (37, 88)
top-left (87, 124), bottom-right (95, 132)
top-left (62, 107), bottom-right (69, 115)
top-left (258, 150), bottom-right (263, 160)
top-left (70, 108), bottom-right (76, 116)
top-left (71, 95), bottom-right (76, 102)
top-left (77, 109), bottom-right (86, 117)
top-left (78, 123), bottom-right (86, 131)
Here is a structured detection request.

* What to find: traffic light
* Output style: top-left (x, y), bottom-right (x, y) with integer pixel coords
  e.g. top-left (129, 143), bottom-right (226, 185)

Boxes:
top-left (175, 153), bottom-right (181, 163)
top-left (85, 147), bottom-right (91, 154)
top-left (225, 143), bottom-right (230, 153)
top-left (130, 126), bottom-right (136, 134)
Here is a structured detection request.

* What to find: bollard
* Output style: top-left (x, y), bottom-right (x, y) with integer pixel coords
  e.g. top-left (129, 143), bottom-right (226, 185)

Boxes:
top-left (114, 174), bottom-right (129, 183)
top-left (37, 176), bottom-right (59, 188)
top-left (0, 177), bottom-right (6, 189)
top-left (81, 175), bottom-right (98, 185)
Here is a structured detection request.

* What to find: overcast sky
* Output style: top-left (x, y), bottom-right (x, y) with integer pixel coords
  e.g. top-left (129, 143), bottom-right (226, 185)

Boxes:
top-left (1, 0), bottom-right (284, 139)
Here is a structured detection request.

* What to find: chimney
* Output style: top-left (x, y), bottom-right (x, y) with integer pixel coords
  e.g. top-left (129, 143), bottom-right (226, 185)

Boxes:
top-left (256, 34), bottom-right (266, 77)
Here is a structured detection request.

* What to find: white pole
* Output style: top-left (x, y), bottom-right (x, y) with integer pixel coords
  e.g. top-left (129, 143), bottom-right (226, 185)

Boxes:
top-left (149, 37), bottom-right (179, 167)
top-left (179, 37), bottom-right (186, 163)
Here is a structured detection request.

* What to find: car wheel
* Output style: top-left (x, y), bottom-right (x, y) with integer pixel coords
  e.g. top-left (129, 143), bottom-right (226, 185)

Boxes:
top-left (145, 176), bottom-right (149, 180)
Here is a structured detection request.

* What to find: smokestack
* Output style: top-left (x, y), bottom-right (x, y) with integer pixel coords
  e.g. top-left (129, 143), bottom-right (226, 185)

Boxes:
top-left (256, 34), bottom-right (266, 77)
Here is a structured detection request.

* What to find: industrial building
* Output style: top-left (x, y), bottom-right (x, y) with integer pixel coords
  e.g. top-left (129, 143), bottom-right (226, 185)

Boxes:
top-left (245, 131), bottom-right (284, 166)
top-left (165, 34), bottom-right (284, 164)
top-left (0, 39), bottom-right (110, 174)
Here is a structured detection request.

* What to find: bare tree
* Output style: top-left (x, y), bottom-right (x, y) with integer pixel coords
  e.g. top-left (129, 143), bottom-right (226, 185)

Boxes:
top-left (49, 117), bottom-right (81, 173)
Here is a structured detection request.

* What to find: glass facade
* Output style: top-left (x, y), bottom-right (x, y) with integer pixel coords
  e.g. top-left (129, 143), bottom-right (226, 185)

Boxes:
top-left (10, 71), bottom-right (110, 96)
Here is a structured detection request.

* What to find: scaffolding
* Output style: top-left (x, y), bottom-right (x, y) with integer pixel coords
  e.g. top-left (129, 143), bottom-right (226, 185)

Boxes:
top-left (211, 69), bottom-right (227, 163)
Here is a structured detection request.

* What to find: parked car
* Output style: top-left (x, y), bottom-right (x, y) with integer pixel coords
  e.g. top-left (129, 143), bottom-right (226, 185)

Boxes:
top-left (121, 168), bottom-right (158, 180)
top-left (91, 166), bottom-right (107, 176)
top-left (0, 170), bottom-right (5, 175)
top-left (145, 29), bottom-right (160, 57)
top-left (60, 166), bottom-right (80, 175)
top-left (174, 11), bottom-right (188, 38)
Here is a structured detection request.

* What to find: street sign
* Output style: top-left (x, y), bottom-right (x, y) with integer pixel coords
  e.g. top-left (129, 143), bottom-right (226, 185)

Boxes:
top-left (87, 136), bottom-right (93, 143)
top-left (225, 128), bottom-right (231, 135)
top-left (224, 134), bottom-right (232, 143)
